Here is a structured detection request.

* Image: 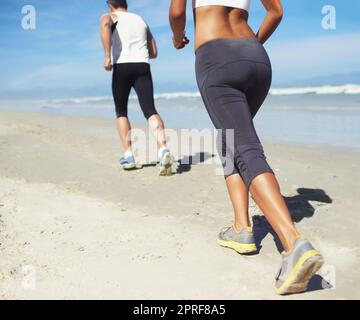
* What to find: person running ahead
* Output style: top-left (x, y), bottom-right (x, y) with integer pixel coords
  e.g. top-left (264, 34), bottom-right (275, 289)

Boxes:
top-left (100, 0), bottom-right (173, 175)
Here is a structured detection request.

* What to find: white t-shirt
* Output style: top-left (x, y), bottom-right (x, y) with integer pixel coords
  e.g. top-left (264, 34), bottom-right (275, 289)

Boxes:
top-left (111, 11), bottom-right (150, 64)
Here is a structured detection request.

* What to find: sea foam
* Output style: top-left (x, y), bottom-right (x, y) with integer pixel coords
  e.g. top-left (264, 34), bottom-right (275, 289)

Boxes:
top-left (44, 84), bottom-right (360, 106)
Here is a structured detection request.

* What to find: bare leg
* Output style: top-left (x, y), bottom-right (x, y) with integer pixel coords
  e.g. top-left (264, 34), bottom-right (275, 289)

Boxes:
top-left (226, 174), bottom-right (251, 231)
top-left (249, 172), bottom-right (299, 252)
top-left (148, 114), bottom-right (167, 150)
top-left (116, 116), bottom-right (132, 152)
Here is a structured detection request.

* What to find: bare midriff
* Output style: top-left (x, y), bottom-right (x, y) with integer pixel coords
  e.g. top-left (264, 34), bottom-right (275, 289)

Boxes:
top-left (194, 6), bottom-right (256, 50)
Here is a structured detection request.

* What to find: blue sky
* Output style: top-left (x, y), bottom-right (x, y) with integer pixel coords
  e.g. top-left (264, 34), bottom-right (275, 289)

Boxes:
top-left (0, 0), bottom-right (359, 97)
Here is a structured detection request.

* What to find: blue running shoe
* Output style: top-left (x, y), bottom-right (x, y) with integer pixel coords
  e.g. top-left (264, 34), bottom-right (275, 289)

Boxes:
top-left (119, 155), bottom-right (136, 170)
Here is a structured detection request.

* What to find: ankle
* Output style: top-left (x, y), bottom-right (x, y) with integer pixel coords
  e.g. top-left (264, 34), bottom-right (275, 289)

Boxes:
top-left (283, 230), bottom-right (300, 253)
top-left (233, 222), bottom-right (251, 233)
top-left (124, 149), bottom-right (133, 158)
top-left (158, 145), bottom-right (168, 158)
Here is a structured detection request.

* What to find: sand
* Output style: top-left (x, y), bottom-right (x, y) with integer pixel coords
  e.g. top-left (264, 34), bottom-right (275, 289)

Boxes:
top-left (0, 109), bottom-right (359, 299)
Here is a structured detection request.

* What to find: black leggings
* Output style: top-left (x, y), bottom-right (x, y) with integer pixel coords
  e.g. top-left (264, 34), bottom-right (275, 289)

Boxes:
top-left (195, 38), bottom-right (274, 188)
top-left (112, 63), bottom-right (158, 119)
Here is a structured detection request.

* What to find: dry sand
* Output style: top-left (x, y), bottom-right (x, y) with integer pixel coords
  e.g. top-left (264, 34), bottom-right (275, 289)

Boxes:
top-left (0, 109), bottom-right (359, 299)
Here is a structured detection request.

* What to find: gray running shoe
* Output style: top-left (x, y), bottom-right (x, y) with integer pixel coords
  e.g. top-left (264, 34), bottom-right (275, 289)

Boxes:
top-left (218, 226), bottom-right (257, 254)
top-left (275, 237), bottom-right (324, 295)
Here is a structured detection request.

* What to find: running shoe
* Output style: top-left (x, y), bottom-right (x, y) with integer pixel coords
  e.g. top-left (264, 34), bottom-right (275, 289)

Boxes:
top-left (158, 148), bottom-right (173, 176)
top-left (119, 155), bottom-right (136, 170)
top-left (275, 237), bottom-right (324, 295)
top-left (218, 226), bottom-right (257, 254)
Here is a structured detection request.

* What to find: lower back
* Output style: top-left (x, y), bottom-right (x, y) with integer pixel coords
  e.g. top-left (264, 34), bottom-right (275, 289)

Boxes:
top-left (194, 6), bottom-right (256, 49)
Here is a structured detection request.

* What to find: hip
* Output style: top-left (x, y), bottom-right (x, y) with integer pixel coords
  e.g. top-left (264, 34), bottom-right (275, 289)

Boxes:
top-left (112, 62), bottom-right (151, 80)
top-left (195, 38), bottom-right (271, 88)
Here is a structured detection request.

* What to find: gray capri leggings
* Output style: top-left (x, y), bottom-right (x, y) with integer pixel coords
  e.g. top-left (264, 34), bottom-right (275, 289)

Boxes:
top-left (195, 38), bottom-right (274, 188)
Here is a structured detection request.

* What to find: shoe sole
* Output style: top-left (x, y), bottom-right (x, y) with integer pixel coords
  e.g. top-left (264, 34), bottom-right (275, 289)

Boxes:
top-left (159, 153), bottom-right (173, 176)
top-left (121, 163), bottom-right (137, 171)
top-left (218, 239), bottom-right (257, 254)
top-left (275, 250), bottom-right (324, 295)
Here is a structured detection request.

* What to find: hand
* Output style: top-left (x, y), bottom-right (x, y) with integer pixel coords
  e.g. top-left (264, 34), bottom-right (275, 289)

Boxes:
top-left (103, 57), bottom-right (112, 71)
top-left (172, 33), bottom-right (190, 50)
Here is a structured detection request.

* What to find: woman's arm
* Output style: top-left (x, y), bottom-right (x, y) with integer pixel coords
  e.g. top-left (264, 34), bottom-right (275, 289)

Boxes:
top-left (100, 14), bottom-right (113, 71)
top-left (169, 0), bottom-right (189, 49)
top-left (257, 0), bottom-right (283, 44)
top-left (147, 30), bottom-right (158, 59)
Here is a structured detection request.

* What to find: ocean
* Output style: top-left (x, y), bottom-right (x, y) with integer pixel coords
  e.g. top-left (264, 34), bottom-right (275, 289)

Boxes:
top-left (1, 84), bottom-right (360, 150)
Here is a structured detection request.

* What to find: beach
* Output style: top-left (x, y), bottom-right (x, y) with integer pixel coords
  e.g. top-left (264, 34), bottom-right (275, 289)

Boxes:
top-left (0, 109), bottom-right (359, 299)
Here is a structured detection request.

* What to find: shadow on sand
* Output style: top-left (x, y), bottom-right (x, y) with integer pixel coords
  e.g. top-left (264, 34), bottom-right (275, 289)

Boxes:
top-left (176, 152), bottom-right (216, 174)
top-left (138, 152), bottom-right (215, 174)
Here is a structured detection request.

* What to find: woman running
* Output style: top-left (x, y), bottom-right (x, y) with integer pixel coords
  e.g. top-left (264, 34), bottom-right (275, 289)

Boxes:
top-left (169, 0), bottom-right (324, 295)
